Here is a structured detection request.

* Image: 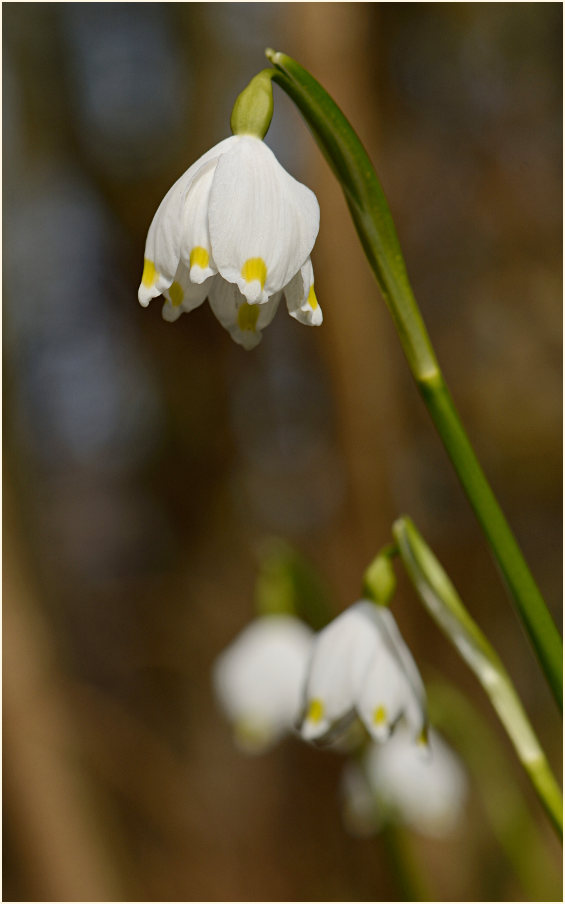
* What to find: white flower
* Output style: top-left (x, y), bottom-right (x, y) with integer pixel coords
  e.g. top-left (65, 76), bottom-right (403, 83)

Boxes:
top-left (212, 614), bottom-right (313, 753)
top-left (300, 601), bottom-right (427, 744)
top-left (138, 135), bottom-right (321, 349)
top-left (342, 727), bottom-right (468, 838)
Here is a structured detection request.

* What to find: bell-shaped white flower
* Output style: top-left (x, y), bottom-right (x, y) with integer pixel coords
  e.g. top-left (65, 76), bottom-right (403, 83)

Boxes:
top-left (138, 135), bottom-right (321, 348)
top-left (213, 614), bottom-right (313, 753)
top-left (300, 601), bottom-right (427, 744)
top-left (342, 727), bottom-right (468, 838)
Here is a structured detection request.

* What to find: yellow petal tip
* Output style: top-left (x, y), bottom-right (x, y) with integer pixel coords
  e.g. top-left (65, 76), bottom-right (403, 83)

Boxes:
top-left (241, 257), bottom-right (267, 288)
top-left (306, 698), bottom-right (324, 724)
top-left (190, 246), bottom-right (210, 270)
top-left (141, 258), bottom-right (158, 288)
top-left (307, 284), bottom-right (318, 310)
top-left (418, 727), bottom-right (429, 747)
top-left (237, 301), bottom-right (260, 332)
top-left (169, 281), bottom-right (184, 307)
top-left (373, 705), bottom-right (387, 726)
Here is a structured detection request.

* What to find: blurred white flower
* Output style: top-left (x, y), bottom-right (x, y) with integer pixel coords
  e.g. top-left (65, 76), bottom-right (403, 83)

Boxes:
top-left (138, 135), bottom-right (321, 349)
top-left (300, 601), bottom-right (427, 744)
top-left (213, 614), bottom-right (313, 753)
top-left (342, 727), bottom-right (468, 839)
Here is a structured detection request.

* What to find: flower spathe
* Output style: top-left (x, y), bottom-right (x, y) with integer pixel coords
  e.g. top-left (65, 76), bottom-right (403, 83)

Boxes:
top-left (342, 727), bottom-right (468, 838)
top-left (213, 615), bottom-right (314, 753)
top-left (300, 601), bottom-right (427, 745)
top-left (138, 135), bottom-right (321, 349)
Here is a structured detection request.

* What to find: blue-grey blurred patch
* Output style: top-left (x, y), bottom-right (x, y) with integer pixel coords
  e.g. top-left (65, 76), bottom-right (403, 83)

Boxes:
top-left (208, 2), bottom-right (277, 54)
top-left (60, 3), bottom-right (191, 178)
top-left (5, 165), bottom-right (163, 476)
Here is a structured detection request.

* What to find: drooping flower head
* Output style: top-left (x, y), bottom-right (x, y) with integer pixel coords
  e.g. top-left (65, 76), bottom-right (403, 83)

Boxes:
top-left (300, 601), bottom-right (427, 745)
top-left (342, 727), bottom-right (468, 838)
top-left (213, 614), bottom-right (314, 753)
top-left (138, 117), bottom-right (321, 348)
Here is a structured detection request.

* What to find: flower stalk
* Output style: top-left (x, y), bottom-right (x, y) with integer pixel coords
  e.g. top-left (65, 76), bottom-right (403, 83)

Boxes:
top-left (392, 516), bottom-right (562, 837)
top-left (380, 821), bottom-right (433, 902)
top-left (265, 49), bottom-right (562, 710)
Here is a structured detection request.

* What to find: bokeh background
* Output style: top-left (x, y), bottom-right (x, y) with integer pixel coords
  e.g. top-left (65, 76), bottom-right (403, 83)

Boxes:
top-left (3, 3), bottom-right (562, 901)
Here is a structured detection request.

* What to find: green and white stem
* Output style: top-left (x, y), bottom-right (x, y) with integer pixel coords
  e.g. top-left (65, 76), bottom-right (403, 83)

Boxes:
top-left (391, 516), bottom-right (562, 837)
top-left (427, 679), bottom-right (562, 900)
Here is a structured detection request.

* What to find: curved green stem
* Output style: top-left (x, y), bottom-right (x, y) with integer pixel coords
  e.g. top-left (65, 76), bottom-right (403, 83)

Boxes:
top-left (265, 49), bottom-right (562, 709)
top-left (393, 516), bottom-right (562, 838)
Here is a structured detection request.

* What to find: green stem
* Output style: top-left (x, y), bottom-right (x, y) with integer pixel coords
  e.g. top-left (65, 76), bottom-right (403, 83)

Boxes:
top-left (265, 49), bottom-right (562, 709)
top-left (393, 516), bottom-right (563, 838)
top-left (418, 372), bottom-right (563, 708)
top-left (380, 821), bottom-right (432, 902)
top-left (427, 679), bottom-right (562, 901)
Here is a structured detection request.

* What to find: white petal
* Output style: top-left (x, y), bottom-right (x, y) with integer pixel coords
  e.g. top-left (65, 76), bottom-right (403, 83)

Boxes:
top-left (364, 728), bottom-right (468, 838)
top-left (160, 262), bottom-right (212, 322)
top-left (356, 646), bottom-right (414, 741)
top-left (208, 278), bottom-right (280, 350)
top-left (300, 602), bottom-right (380, 741)
top-left (208, 136), bottom-right (320, 304)
top-left (372, 607), bottom-right (427, 741)
top-left (285, 258), bottom-right (323, 327)
top-left (138, 136), bottom-right (238, 307)
top-left (179, 162), bottom-right (217, 284)
top-left (212, 615), bottom-right (313, 753)
top-left (161, 302), bottom-right (183, 323)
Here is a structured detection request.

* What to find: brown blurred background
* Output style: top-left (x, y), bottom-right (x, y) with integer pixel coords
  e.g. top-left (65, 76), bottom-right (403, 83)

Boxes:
top-left (3, 3), bottom-right (562, 901)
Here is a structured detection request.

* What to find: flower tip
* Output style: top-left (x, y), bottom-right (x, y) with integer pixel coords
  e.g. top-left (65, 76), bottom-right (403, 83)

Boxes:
top-left (364, 703), bottom-right (393, 743)
top-left (371, 724), bottom-right (392, 743)
top-left (161, 303), bottom-right (182, 323)
top-left (137, 289), bottom-right (150, 308)
top-left (300, 719), bottom-right (324, 742)
top-left (265, 47), bottom-right (277, 62)
top-left (232, 329), bottom-right (263, 351)
top-left (233, 718), bottom-right (275, 754)
top-left (138, 281), bottom-right (160, 308)
top-left (416, 728), bottom-right (432, 759)
top-left (300, 698), bottom-right (329, 741)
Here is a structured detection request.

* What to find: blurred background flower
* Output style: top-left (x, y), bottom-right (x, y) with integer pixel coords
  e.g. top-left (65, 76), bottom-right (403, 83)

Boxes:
top-left (341, 727), bottom-right (468, 840)
top-left (3, 3), bottom-right (561, 901)
top-left (213, 613), bottom-right (313, 753)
